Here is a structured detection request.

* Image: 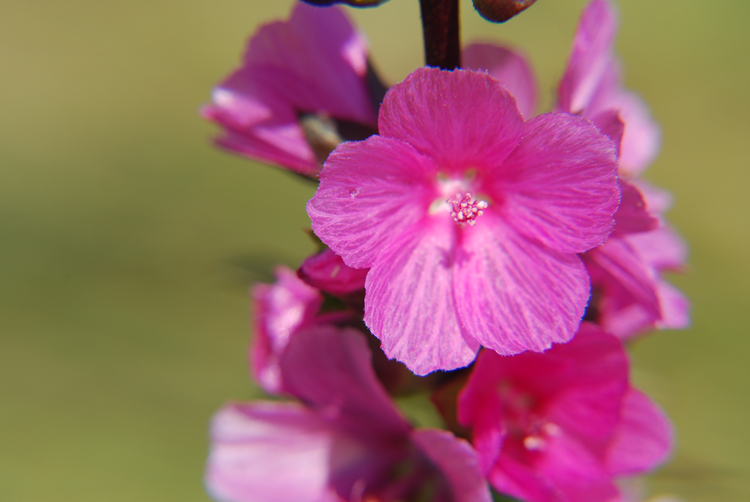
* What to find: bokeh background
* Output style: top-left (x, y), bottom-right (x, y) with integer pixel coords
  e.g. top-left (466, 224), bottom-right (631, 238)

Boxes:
top-left (1, 0), bottom-right (748, 500)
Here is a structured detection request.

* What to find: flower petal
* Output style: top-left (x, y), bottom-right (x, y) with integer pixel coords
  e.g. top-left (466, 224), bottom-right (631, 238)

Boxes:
top-left (626, 226), bottom-right (687, 271)
top-left (245, 3), bottom-right (375, 125)
top-left (378, 67), bottom-right (524, 172)
top-left (655, 280), bottom-right (690, 331)
top-left (204, 84), bottom-right (319, 175)
top-left (411, 429), bottom-right (493, 502)
top-left (308, 136), bottom-right (438, 269)
top-left (612, 181), bottom-right (659, 236)
top-left (463, 43), bottom-right (537, 119)
top-left (453, 214), bottom-right (590, 355)
top-left (557, 0), bottom-right (618, 114)
top-left (491, 113), bottom-right (620, 254)
top-left (279, 325), bottom-right (410, 436)
top-left (298, 248), bottom-right (368, 296)
top-left (206, 402), bottom-right (339, 502)
top-left (251, 267), bottom-right (323, 393)
top-left (585, 237), bottom-right (661, 339)
top-left (606, 388), bottom-right (673, 475)
top-left (364, 217), bottom-right (480, 375)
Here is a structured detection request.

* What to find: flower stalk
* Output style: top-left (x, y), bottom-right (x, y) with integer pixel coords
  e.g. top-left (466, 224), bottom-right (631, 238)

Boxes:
top-left (419, 0), bottom-right (461, 70)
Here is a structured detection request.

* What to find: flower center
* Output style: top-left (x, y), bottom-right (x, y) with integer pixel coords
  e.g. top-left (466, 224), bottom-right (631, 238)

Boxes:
top-left (447, 192), bottom-right (488, 226)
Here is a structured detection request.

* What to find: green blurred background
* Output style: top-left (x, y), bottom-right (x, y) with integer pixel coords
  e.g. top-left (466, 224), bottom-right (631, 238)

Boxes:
top-left (1, 0), bottom-right (748, 500)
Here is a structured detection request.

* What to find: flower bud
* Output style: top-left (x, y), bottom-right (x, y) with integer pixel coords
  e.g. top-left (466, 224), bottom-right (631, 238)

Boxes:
top-left (472, 0), bottom-right (537, 22)
top-left (301, 0), bottom-right (390, 7)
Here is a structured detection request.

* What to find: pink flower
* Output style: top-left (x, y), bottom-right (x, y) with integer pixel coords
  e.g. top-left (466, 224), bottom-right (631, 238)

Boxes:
top-left (207, 326), bottom-right (491, 502)
top-left (308, 67), bottom-right (620, 375)
top-left (202, 3), bottom-right (379, 176)
top-left (457, 323), bottom-right (673, 502)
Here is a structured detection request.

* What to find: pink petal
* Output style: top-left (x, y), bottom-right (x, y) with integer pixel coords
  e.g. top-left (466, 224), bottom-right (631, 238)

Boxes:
top-left (609, 89), bottom-right (661, 177)
top-left (411, 429), bottom-right (493, 502)
top-left (251, 267), bottom-right (323, 393)
top-left (204, 3), bottom-right (376, 174)
top-left (364, 217), bottom-right (480, 375)
top-left (204, 84), bottom-right (319, 175)
top-left (625, 226), bottom-right (687, 271)
top-left (206, 402), bottom-right (340, 502)
top-left (655, 280), bottom-right (690, 330)
top-left (378, 67), bottom-right (524, 173)
top-left (463, 43), bottom-right (537, 119)
top-left (308, 136), bottom-right (438, 269)
top-left (492, 112), bottom-right (620, 254)
top-left (631, 179), bottom-right (673, 215)
top-left (278, 325), bottom-right (410, 436)
top-left (542, 325), bottom-right (630, 441)
top-left (453, 213), bottom-right (590, 355)
top-left (488, 454), bottom-right (560, 502)
top-left (245, 3), bottom-right (375, 125)
top-left (612, 181), bottom-right (659, 236)
top-left (606, 388), bottom-right (673, 475)
top-left (585, 238), bottom-right (661, 339)
top-left (456, 365), bottom-right (506, 473)
top-left (557, 0), bottom-right (618, 114)
top-left (298, 248), bottom-right (368, 296)
top-left (591, 109), bottom-right (625, 157)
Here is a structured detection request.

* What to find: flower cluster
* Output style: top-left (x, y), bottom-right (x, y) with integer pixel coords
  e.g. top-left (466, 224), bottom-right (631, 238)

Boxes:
top-left (202, 1), bottom-right (688, 501)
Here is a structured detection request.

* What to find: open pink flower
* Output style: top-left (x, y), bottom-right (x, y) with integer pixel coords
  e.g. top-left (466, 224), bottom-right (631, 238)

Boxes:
top-left (458, 323), bottom-right (673, 502)
top-left (207, 326), bottom-right (491, 502)
top-left (308, 67), bottom-right (620, 375)
top-left (203, 3), bottom-right (380, 176)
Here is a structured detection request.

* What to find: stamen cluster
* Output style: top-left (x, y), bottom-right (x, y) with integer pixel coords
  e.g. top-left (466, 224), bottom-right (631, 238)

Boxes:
top-left (448, 192), bottom-right (488, 226)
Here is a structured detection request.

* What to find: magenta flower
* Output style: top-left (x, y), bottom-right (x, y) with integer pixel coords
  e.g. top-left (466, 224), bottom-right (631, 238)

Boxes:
top-left (202, 3), bottom-right (379, 176)
top-left (308, 67), bottom-right (620, 375)
top-left (458, 323), bottom-right (673, 502)
top-left (207, 326), bottom-right (491, 502)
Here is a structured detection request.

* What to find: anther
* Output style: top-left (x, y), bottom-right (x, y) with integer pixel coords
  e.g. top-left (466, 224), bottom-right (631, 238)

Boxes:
top-left (447, 192), bottom-right (488, 226)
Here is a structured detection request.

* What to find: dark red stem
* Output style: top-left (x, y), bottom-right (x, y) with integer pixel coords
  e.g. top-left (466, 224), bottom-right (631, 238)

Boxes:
top-left (419, 0), bottom-right (461, 70)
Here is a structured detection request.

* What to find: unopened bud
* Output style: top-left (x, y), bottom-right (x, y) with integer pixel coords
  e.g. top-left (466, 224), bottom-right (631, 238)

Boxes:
top-left (472, 0), bottom-right (537, 23)
top-left (301, 0), bottom-right (390, 7)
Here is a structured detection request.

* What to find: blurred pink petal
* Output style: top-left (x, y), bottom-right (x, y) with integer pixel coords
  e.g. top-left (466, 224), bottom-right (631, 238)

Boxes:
top-left (557, 0), bottom-right (660, 177)
top-left (606, 388), bottom-right (673, 475)
top-left (251, 266), bottom-right (322, 393)
top-left (463, 43), bottom-right (537, 118)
